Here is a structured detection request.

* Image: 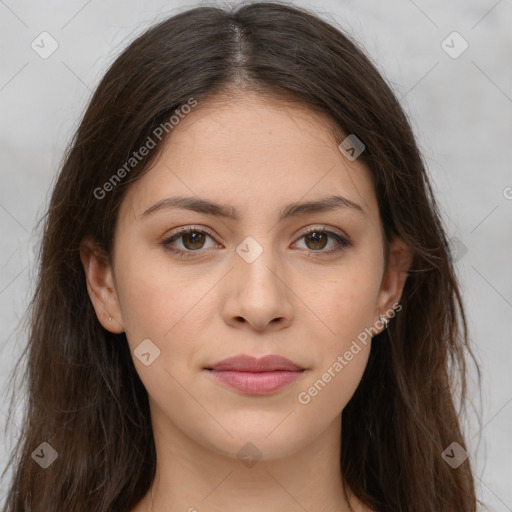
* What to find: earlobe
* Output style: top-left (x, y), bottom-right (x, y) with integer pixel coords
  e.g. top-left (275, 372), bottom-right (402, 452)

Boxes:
top-left (79, 236), bottom-right (125, 333)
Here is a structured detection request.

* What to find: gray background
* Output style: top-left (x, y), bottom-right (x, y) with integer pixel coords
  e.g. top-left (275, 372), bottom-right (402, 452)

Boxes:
top-left (0, 0), bottom-right (511, 509)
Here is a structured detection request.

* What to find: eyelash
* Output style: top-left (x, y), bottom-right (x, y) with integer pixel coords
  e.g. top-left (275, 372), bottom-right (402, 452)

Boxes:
top-left (161, 225), bottom-right (352, 259)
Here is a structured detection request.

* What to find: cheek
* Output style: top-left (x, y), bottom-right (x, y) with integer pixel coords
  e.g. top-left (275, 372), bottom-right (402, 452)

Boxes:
top-left (295, 269), bottom-right (380, 419)
top-left (311, 259), bottom-right (383, 346)
top-left (114, 249), bottom-right (219, 370)
top-left (294, 256), bottom-right (382, 414)
top-left (115, 256), bottom-right (216, 419)
top-left (294, 341), bottom-right (371, 436)
top-left (116, 246), bottom-right (183, 330)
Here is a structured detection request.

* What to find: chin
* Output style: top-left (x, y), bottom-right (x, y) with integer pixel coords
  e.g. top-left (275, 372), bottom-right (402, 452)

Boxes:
top-left (196, 419), bottom-right (315, 463)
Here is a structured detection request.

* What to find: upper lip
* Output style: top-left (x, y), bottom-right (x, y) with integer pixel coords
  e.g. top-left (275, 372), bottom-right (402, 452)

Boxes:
top-left (205, 354), bottom-right (304, 372)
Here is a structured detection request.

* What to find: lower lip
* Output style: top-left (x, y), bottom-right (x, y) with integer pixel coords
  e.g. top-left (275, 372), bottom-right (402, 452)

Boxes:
top-left (205, 370), bottom-right (304, 395)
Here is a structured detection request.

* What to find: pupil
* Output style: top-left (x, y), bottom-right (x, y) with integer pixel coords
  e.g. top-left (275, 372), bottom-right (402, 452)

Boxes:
top-left (185, 232), bottom-right (204, 249)
top-left (308, 232), bottom-right (326, 250)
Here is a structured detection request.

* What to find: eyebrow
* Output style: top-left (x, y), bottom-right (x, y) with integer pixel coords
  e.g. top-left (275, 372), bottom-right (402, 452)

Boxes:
top-left (140, 194), bottom-right (366, 221)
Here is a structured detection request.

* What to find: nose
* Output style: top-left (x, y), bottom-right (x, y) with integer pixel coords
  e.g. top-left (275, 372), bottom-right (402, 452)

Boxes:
top-left (221, 241), bottom-right (294, 332)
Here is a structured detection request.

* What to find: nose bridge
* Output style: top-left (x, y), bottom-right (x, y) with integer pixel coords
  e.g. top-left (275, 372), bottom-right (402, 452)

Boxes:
top-left (234, 234), bottom-right (283, 292)
top-left (216, 208), bottom-right (303, 330)
top-left (226, 232), bottom-right (295, 328)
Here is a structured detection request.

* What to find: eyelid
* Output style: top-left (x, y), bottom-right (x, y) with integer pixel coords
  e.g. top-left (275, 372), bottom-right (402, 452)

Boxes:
top-left (163, 224), bottom-right (348, 241)
top-left (161, 225), bottom-right (219, 247)
top-left (298, 224), bottom-right (349, 239)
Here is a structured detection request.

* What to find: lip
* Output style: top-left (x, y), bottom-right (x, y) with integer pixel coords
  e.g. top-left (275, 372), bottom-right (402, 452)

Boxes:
top-left (204, 354), bottom-right (306, 395)
top-left (206, 354), bottom-right (304, 372)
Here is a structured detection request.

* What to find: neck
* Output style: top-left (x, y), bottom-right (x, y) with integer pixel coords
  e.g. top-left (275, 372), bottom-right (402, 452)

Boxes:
top-left (133, 402), bottom-right (358, 512)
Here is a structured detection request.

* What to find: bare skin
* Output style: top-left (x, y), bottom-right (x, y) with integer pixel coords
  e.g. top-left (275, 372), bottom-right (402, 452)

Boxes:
top-left (81, 91), bottom-right (411, 512)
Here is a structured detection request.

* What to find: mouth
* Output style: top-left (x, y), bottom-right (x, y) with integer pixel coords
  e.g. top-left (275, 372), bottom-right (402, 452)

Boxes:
top-left (204, 354), bottom-right (306, 395)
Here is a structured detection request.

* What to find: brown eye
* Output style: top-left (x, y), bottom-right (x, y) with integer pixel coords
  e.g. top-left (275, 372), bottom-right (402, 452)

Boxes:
top-left (293, 227), bottom-right (352, 257)
top-left (162, 225), bottom-right (351, 259)
top-left (304, 231), bottom-right (329, 251)
top-left (162, 227), bottom-right (217, 257)
top-left (180, 231), bottom-right (207, 250)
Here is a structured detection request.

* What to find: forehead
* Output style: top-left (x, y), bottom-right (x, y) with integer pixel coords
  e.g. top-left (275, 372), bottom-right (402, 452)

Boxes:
top-left (119, 92), bottom-right (379, 224)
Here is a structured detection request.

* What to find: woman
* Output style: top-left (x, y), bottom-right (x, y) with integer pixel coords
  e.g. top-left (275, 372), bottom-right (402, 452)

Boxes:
top-left (1, 2), bottom-right (482, 511)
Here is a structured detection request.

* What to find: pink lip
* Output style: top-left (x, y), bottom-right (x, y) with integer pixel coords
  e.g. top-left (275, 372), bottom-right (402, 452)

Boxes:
top-left (207, 354), bottom-right (304, 372)
top-left (204, 355), bottom-right (305, 395)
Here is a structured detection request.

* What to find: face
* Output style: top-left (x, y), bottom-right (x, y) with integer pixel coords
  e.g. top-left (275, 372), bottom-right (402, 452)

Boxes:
top-left (81, 92), bottom-right (409, 461)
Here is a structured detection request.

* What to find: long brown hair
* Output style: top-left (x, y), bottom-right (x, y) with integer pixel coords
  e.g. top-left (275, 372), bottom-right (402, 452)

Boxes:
top-left (1, 2), bottom-right (482, 511)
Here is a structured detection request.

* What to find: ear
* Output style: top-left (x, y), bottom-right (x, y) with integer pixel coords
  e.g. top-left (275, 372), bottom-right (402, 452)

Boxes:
top-left (79, 236), bottom-right (125, 333)
top-left (373, 235), bottom-right (412, 331)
